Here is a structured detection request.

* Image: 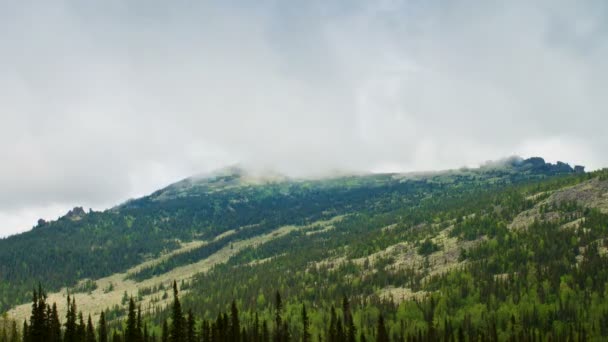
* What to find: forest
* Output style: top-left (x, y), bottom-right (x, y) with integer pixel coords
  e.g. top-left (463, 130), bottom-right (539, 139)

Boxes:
top-left (2, 158), bottom-right (608, 341)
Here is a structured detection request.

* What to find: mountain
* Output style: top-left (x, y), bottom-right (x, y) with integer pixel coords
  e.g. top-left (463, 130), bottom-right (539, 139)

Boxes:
top-left (2, 157), bottom-right (608, 341)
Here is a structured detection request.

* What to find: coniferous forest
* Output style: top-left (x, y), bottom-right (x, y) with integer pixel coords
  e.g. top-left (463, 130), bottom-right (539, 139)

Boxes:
top-left (2, 159), bottom-right (608, 341)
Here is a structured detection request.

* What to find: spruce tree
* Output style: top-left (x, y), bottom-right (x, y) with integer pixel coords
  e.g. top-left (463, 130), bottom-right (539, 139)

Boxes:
top-left (169, 282), bottom-right (184, 342)
top-left (375, 314), bottom-right (389, 342)
top-left (10, 320), bottom-right (19, 342)
top-left (98, 312), bottom-right (107, 342)
top-left (262, 320), bottom-right (270, 342)
top-left (186, 310), bottom-right (196, 342)
top-left (201, 320), bottom-right (210, 342)
top-left (230, 301), bottom-right (240, 342)
top-left (142, 324), bottom-right (149, 342)
top-left (64, 296), bottom-right (77, 342)
top-left (21, 321), bottom-right (29, 342)
top-left (342, 296), bottom-right (356, 342)
top-left (136, 306), bottom-right (143, 342)
top-left (77, 312), bottom-right (86, 342)
top-left (161, 320), bottom-right (168, 342)
top-left (252, 313), bottom-right (260, 342)
top-left (49, 303), bottom-right (61, 342)
top-left (86, 315), bottom-right (96, 342)
top-left (328, 306), bottom-right (337, 342)
top-left (273, 292), bottom-right (283, 342)
top-left (125, 298), bottom-right (138, 342)
top-left (302, 304), bottom-right (310, 342)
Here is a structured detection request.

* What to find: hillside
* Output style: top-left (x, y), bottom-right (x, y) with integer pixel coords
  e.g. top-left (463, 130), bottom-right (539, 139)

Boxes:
top-left (3, 157), bottom-right (608, 341)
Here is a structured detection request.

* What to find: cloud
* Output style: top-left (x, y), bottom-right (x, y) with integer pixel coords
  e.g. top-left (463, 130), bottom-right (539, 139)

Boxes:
top-left (1, 0), bottom-right (607, 236)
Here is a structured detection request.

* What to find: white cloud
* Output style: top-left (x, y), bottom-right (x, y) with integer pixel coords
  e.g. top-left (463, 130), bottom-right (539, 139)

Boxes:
top-left (1, 0), bottom-right (607, 236)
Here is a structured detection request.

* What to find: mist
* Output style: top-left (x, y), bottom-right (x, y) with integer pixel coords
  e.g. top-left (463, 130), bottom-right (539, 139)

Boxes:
top-left (1, 0), bottom-right (607, 236)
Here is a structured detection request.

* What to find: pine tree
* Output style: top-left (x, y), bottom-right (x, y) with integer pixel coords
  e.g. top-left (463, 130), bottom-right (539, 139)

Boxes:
top-left (112, 331), bottom-right (121, 342)
top-left (125, 298), bottom-right (139, 342)
top-left (10, 320), bottom-right (19, 342)
top-left (252, 313), bottom-right (260, 342)
top-left (21, 321), bottom-right (29, 342)
top-left (29, 285), bottom-right (48, 342)
top-left (302, 304), bottom-right (310, 342)
top-left (142, 324), bottom-right (149, 342)
top-left (262, 320), bottom-right (270, 342)
top-left (230, 301), bottom-right (240, 342)
top-left (161, 320), bottom-right (168, 342)
top-left (77, 312), bottom-right (86, 342)
top-left (201, 320), bottom-right (210, 342)
top-left (169, 282), bottom-right (184, 342)
top-left (376, 314), bottom-right (389, 342)
top-left (64, 296), bottom-right (78, 342)
top-left (98, 312), bottom-right (107, 342)
top-left (49, 303), bottom-right (61, 342)
top-left (136, 306), bottom-right (143, 342)
top-left (274, 292), bottom-right (283, 342)
top-left (186, 310), bottom-right (196, 342)
top-left (328, 306), bottom-right (337, 342)
top-left (342, 296), bottom-right (356, 342)
top-left (86, 315), bottom-right (96, 342)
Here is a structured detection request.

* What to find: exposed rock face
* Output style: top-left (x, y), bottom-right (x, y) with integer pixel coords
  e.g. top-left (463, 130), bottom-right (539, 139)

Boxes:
top-left (509, 177), bottom-right (608, 229)
top-left (65, 207), bottom-right (86, 221)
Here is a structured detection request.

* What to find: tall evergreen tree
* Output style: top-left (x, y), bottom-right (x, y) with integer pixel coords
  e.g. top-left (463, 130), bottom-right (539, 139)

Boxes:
top-left (77, 312), bottom-right (86, 342)
top-left (186, 310), bottom-right (196, 342)
top-left (251, 313), bottom-right (260, 342)
top-left (342, 296), bottom-right (356, 342)
top-left (98, 312), bottom-right (107, 342)
top-left (64, 296), bottom-right (78, 342)
top-left (86, 315), bottom-right (96, 342)
top-left (21, 321), bottom-right (29, 342)
top-left (29, 285), bottom-right (48, 342)
top-left (169, 282), bottom-right (184, 342)
top-left (301, 304), bottom-right (310, 342)
top-left (10, 320), bottom-right (19, 342)
top-left (49, 303), bottom-right (61, 342)
top-left (273, 292), bottom-right (283, 342)
top-left (200, 320), bottom-right (210, 342)
top-left (230, 301), bottom-right (240, 342)
top-left (328, 306), bottom-right (338, 342)
top-left (262, 320), bottom-right (270, 342)
top-left (125, 298), bottom-right (139, 342)
top-left (375, 314), bottom-right (389, 342)
top-left (161, 320), bottom-right (168, 342)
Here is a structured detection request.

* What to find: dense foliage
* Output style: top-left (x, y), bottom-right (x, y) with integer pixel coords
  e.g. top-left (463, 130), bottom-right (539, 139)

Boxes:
top-left (4, 157), bottom-right (608, 341)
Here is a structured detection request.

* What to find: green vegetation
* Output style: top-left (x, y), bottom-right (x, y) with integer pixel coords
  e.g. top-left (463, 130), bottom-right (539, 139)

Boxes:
top-left (3, 158), bottom-right (608, 341)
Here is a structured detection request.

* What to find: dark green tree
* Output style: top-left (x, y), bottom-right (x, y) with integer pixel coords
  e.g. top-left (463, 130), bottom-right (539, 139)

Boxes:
top-left (230, 301), bottom-right (240, 342)
top-left (161, 320), bottom-right (168, 342)
top-left (375, 314), bottom-right (389, 342)
top-left (301, 304), bottom-right (310, 342)
top-left (125, 298), bottom-right (139, 342)
top-left (21, 321), bottom-right (29, 342)
top-left (169, 282), bottom-right (184, 342)
top-left (273, 292), bottom-right (283, 342)
top-left (49, 303), bottom-right (61, 342)
top-left (64, 296), bottom-right (77, 342)
top-left (186, 310), bottom-right (196, 342)
top-left (77, 312), bottom-right (86, 342)
top-left (86, 315), bottom-right (96, 342)
top-left (98, 312), bottom-right (107, 342)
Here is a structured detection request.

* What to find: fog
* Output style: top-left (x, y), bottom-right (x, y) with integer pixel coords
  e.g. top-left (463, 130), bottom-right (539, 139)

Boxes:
top-left (1, 1), bottom-right (607, 236)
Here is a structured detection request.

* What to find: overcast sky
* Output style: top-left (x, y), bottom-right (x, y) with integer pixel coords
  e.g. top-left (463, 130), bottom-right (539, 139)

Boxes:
top-left (1, 1), bottom-right (607, 236)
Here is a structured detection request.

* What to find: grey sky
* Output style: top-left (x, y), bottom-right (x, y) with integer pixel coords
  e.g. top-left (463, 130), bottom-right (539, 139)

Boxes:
top-left (1, 1), bottom-right (607, 236)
